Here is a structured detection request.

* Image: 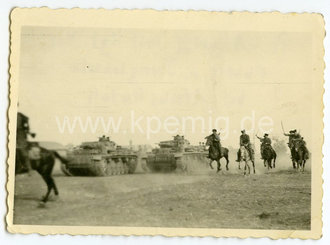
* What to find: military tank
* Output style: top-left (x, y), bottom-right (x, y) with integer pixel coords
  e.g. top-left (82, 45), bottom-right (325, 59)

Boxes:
top-left (141, 135), bottom-right (208, 173)
top-left (62, 136), bottom-right (138, 176)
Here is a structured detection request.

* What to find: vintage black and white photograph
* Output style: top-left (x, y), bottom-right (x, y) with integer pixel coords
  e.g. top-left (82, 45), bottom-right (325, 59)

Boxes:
top-left (6, 8), bottom-right (324, 238)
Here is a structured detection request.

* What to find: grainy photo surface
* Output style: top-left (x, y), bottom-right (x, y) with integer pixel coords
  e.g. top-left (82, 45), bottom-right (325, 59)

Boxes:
top-left (7, 8), bottom-right (324, 238)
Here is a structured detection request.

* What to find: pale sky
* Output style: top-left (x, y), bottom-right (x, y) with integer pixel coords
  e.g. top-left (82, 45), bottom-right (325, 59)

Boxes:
top-left (18, 26), bottom-right (315, 147)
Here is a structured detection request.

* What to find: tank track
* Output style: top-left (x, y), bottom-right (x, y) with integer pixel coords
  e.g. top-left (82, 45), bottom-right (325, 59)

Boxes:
top-left (64, 156), bottom-right (138, 176)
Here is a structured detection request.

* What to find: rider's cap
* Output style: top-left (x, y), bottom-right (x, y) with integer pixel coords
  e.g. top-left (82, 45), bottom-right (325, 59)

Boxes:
top-left (293, 129), bottom-right (297, 133)
top-left (264, 133), bottom-right (269, 137)
top-left (241, 129), bottom-right (245, 133)
top-left (212, 129), bottom-right (217, 132)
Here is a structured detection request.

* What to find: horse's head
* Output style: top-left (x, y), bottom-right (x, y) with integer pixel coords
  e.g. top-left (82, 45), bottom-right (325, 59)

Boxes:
top-left (205, 136), bottom-right (212, 146)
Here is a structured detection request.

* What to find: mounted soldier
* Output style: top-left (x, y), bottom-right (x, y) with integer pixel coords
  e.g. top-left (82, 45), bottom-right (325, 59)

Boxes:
top-left (206, 129), bottom-right (222, 158)
top-left (236, 129), bottom-right (254, 162)
top-left (284, 129), bottom-right (309, 169)
top-left (15, 110), bottom-right (69, 204)
top-left (291, 133), bottom-right (309, 160)
top-left (205, 129), bottom-right (229, 171)
top-left (284, 129), bottom-right (301, 159)
top-left (16, 111), bottom-right (36, 174)
top-left (256, 133), bottom-right (275, 160)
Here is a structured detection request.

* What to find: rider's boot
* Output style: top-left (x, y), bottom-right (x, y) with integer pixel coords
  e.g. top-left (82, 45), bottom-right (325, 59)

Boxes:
top-left (235, 151), bottom-right (240, 162)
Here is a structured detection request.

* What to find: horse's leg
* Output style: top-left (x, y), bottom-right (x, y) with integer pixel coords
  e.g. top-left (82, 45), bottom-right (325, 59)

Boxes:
top-left (296, 160), bottom-right (299, 171)
top-left (252, 160), bottom-right (255, 174)
top-left (49, 176), bottom-right (59, 196)
top-left (40, 156), bottom-right (57, 202)
top-left (245, 161), bottom-right (250, 175)
top-left (238, 149), bottom-right (243, 170)
top-left (292, 156), bottom-right (297, 169)
top-left (297, 151), bottom-right (302, 171)
top-left (297, 160), bottom-right (300, 171)
top-left (39, 174), bottom-right (53, 203)
top-left (225, 156), bottom-right (229, 171)
top-left (300, 151), bottom-right (305, 172)
top-left (209, 159), bottom-right (214, 169)
top-left (290, 149), bottom-right (296, 169)
top-left (217, 160), bottom-right (221, 172)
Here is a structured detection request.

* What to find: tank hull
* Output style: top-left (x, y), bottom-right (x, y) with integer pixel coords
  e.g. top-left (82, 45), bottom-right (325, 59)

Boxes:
top-left (64, 153), bottom-right (138, 176)
top-left (146, 153), bottom-right (177, 172)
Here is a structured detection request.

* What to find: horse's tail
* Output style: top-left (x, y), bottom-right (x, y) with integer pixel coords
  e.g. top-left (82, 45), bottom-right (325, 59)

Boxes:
top-left (222, 147), bottom-right (229, 158)
top-left (52, 151), bottom-right (69, 165)
top-left (273, 151), bottom-right (277, 164)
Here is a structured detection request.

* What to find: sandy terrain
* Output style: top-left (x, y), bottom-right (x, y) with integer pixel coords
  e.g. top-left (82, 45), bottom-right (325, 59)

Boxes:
top-left (13, 155), bottom-right (311, 230)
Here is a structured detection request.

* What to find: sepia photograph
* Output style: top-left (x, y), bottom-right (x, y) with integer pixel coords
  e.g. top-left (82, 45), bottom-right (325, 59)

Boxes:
top-left (6, 8), bottom-right (324, 238)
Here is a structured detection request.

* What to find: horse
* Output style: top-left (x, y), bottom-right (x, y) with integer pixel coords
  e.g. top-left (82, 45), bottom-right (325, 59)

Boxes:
top-left (289, 147), bottom-right (297, 169)
top-left (262, 144), bottom-right (277, 170)
top-left (239, 145), bottom-right (255, 175)
top-left (292, 142), bottom-right (309, 172)
top-left (205, 136), bottom-right (229, 172)
top-left (15, 143), bottom-right (68, 204)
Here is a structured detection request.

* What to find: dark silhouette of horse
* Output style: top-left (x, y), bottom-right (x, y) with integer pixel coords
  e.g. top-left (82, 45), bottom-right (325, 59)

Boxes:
top-left (292, 142), bottom-right (309, 172)
top-left (262, 144), bottom-right (277, 170)
top-left (205, 136), bottom-right (229, 172)
top-left (16, 143), bottom-right (68, 204)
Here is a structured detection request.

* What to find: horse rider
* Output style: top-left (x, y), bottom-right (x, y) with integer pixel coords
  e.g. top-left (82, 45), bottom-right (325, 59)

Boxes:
top-left (256, 133), bottom-right (274, 159)
top-left (290, 131), bottom-right (310, 159)
top-left (16, 111), bottom-right (36, 173)
top-left (284, 129), bottom-right (302, 159)
top-left (206, 129), bottom-right (222, 158)
top-left (236, 129), bottom-right (253, 162)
